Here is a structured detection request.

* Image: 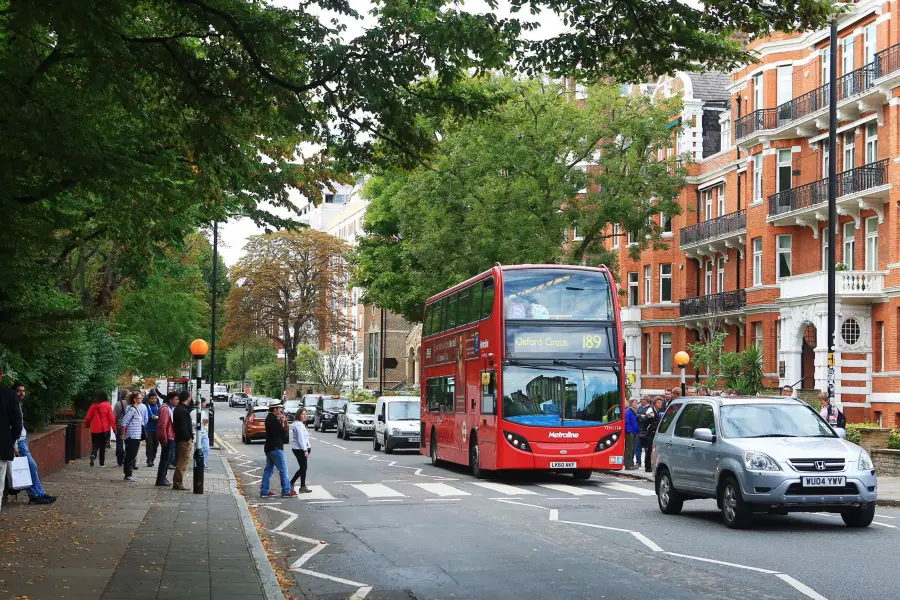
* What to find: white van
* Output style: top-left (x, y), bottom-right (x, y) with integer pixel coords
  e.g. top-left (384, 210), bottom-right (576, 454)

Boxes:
top-left (373, 396), bottom-right (421, 454)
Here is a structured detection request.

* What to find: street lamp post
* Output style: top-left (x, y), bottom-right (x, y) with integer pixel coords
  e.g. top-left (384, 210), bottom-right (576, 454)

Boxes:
top-left (674, 351), bottom-right (690, 397)
top-left (209, 221), bottom-right (218, 450)
top-left (190, 338), bottom-right (209, 495)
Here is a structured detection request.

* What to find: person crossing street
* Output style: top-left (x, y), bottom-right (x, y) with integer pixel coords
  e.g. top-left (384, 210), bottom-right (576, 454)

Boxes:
top-left (260, 402), bottom-right (296, 498)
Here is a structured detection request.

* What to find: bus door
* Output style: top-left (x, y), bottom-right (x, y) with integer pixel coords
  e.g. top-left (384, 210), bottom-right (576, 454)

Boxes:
top-left (448, 333), bottom-right (465, 462)
top-left (478, 369), bottom-right (498, 470)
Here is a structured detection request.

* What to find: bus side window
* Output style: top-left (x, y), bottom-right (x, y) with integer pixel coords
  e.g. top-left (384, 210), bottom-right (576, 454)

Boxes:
top-left (423, 304), bottom-right (433, 336)
top-left (434, 298), bottom-right (446, 334)
top-left (481, 278), bottom-right (495, 320)
top-left (471, 283), bottom-right (483, 322)
top-left (458, 288), bottom-right (472, 325)
top-left (481, 371), bottom-right (497, 415)
top-left (426, 378), bottom-right (441, 413)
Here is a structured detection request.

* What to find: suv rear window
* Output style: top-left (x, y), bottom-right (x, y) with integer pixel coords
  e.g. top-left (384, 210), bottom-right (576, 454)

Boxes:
top-left (657, 402), bottom-right (682, 434)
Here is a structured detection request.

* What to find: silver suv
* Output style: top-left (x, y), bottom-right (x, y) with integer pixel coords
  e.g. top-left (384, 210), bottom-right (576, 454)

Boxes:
top-left (652, 396), bottom-right (877, 529)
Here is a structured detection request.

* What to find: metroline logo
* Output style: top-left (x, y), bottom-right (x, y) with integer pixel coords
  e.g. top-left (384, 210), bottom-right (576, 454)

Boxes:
top-left (548, 431), bottom-right (579, 439)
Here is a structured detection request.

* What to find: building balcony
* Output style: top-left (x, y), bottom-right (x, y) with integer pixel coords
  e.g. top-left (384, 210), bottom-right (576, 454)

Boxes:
top-left (679, 290), bottom-right (746, 319)
top-left (735, 42), bottom-right (900, 147)
top-left (620, 306), bottom-right (642, 323)
top-left (766, 160), bottom-right (890, 232)
top-left (680, 209), bottom-right (746, 260)
top-left (779, 270), bottom-right (886, 303)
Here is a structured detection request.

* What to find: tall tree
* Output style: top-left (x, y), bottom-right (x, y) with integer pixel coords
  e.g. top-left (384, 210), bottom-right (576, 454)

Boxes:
top-left (353, 78), bottom-right (685, 322)
top-left (225, 336), bottom-right (276, 383)
top-left (224, 230), bottom-right (347, 384)
top-left (297, 344), bottom-right (350, 394)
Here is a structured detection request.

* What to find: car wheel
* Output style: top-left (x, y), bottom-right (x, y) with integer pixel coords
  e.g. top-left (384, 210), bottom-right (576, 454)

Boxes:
top-left (343, 426), bottom-right (351, 441)
top-left (841, 502), bottom-right (875, 528)
top-left (385, 436), bottom-right (394, 454)
top-left (656, 468), bottom-right (684, 515)
top-left (241, 432), bottom-right (249, 445)
top-left (336, 423), bottom-right (341, 438)
top-left (373, 434), bottom-right (381, 452)
top-left (430, 430), bottom-right (440, 466)
top-left (572, 469), bottom-right (592, 480)
top-left (720, 476), bottom-right (751, 529)
top-left (314, 420), bottom-right (320, 432)
top-left (470, 436), bottom-right (485, 479)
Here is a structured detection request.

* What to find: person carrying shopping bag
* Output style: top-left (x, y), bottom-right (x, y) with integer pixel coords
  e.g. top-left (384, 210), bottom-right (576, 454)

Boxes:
top-left (84, 391), bottom-right (116, 467)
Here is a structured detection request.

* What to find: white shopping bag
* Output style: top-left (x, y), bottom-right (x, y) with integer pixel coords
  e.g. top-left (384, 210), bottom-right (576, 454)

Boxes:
top-left (7, 456), bottom-right (33, 490)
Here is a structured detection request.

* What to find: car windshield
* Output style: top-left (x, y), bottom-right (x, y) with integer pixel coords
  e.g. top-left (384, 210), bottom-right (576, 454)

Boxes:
top-left (388, 401), bottom-right (420, 421)
top-left (236, 393), bottom-right (248, 398)
top-left (503, 269), bottom-right (613, 321)
top-left (323, 399), bottom-right (345, 410)
top-left (502, 365), bottom-right (621, 427)
top-left (346, 403), bottom-right (376, 415)
top-left (284, 401), bottom-right (301, 411)
top-left (720, 404), bottom-right (837, 438)
top-left (303, 397), bottom-right (320, 407)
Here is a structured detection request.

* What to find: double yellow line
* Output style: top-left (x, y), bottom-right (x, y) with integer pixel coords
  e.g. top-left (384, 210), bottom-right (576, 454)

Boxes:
top-left (216, 434), bottom-right (239, 454)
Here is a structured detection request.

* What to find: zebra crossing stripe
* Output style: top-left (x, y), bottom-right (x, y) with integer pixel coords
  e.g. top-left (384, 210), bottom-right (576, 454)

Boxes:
top-left (537, 483), bottom-right (607, 496)
top-left (412, 482), bottom-right (471, 497)
top-left (470, 481), bottom-right (540, 496)
top-left (351, 483), bottom-right (406, 498)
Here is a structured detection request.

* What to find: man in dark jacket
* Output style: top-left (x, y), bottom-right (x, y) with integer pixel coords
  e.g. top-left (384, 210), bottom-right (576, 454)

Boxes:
top-left (172, 391), bottom-right (194, 491)
top-left (260, 402), bottom-right (295, 498)
top-left (624, 399), bottom-right (639, 470)
top-left (1, 366), bottom-right (24, 515)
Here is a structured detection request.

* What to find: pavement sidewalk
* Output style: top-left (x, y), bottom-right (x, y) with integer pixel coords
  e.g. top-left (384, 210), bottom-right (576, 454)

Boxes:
top-left (604, 468), bottom-right (900, 507)
top-left (0, 440), bottom-right (283, 600)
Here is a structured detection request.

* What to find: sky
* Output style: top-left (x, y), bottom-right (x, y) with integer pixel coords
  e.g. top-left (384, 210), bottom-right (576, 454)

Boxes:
top-left (215, 0), bottom-right (569, 266)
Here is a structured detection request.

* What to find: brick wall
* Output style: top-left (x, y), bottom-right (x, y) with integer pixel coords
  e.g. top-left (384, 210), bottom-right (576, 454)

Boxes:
top-left (26, 425), bottom-right (67, 477)
top-left (871, 449), bottom-right (900, 477)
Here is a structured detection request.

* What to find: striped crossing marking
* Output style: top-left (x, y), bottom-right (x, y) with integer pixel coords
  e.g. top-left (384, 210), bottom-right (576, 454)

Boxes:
top-left (298, 485), bottom-right (335, 501)
top-left (470, 481), bottom-right (540, 496)
top-left (351, 483), bottom-right (406, 498)
top-left (412, 482), bottom-right (471, 497)
top-left (537, 483), bottom-right (608, 496)
top-left (600, 482), bottom-right (656, 497)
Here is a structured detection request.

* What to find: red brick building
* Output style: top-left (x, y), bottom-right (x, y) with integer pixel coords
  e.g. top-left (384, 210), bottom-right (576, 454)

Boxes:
top-left (614, 0), bottom-right (900, 426)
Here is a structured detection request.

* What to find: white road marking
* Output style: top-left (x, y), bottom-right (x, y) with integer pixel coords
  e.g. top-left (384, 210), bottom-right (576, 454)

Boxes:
top-left (557, 519), bottom-right (631, 533)
top-left (631, 532), bottom-right (663, 552)
top-left (549, 509), bottom-right (559, 521)
top-left (293, 567), bottom-right (367, 588)
top-left (424, 498), bottom-right (461, 502)
top-left (413, 482), bottom-right (471, 497)
top-left (333, 444), bottom-right (347, 450)
top-left (605, 497), bottom-right (641, 500)
top-left (873, 521), bottom-right (897, 529)
top-left (348, 586), bottom-right (373, 600)
top-left (309, 500), bottom-right (344, 504)
top-left (664, 552), bottom-right (779, 574)
top-left (600, 482), bottom-right (656, 496)
top-left (775, 574), bottom-right (829, 600)
top-left (290, 543), bottom-right (326, 568)
top-left (352, 483), bottom-right (406, 498)
top-left (876, 514), bottom-right (896, 519)
top-left (299, 485), bottom-right (335, 501)
top-left (272, 530), bottom-right (326, 545)
top-left (537, 484), bottom-right (607, 496)
top-left (471, 481), bottom-right (539, 496)
top-left (369, 499), bottom-right (404, 503)
top-left (492, 499), bottom-right (548, 510)
top-left (333, 480), bottom-right (363, 484)
top-left (544, 497), bottom-right (587, 500)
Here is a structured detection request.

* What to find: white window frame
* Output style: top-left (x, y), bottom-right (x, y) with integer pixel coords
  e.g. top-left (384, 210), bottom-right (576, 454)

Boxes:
top-left (644, 265), bottom-right (651, 304)
top-left (752, 154), bottom-right (763, 204)
top-left (705, 260), bottom-right (713, 295)
top-left (574, 164), bottom-right (588, 194)
top-left (717, 184), bottom-right (726, 217)
top-left (776, 65), bottom-right (793, 107)
top-left (752, 238), bottom-right (763, 286)
top-left (865, 122), bottom-right (878, 164)
top-left (754, 321), bottom-right (763, 353)
top-left (843, 221), bottom-right (855, 270)
top-left (865, 216), bottom-right (878, 271)
top-left (627, 231), bottom-right (636, 246)
top-left (752, 73), bottom-right (764, 111)
top-left (660, 333), bottom-right (672, 375)
top-left (645, 334), bottom-right (652, 375)
top-left (842, 35), bottom-right (855, 75)
top-left (864, 24), bottom-right (877, 65)
top-left (777, 149), bottom-right (792, 193)
top-left (776, 320), bottom-right (781, 357)
top-left (613, 223), bottom-right (619, 249)
top-left (822, 142), bottom-right (830, 177)
top-left (703, 189), bottom-right (713, 221)
top-left (843, 130), bottom-right (855, 171)
top-left (660, 264), bottom-right (672, 303)
top-left (572, 223), bottom-right (584, 242)
top-left (717, 257), bottom-right (725, 293)
top-left (822, 49), bottom-right (830, 85)
top-left (627, 272), bottom-right (639, 306)
top-left (720, 118), bottom-right (731, 150)
top-left (777, 234), bottom-right (792, 279)
top-left (879, 321), bottom-right (885, 372)
top-left (822, 227), bottom-right (829, 271)
top-left (660, 212), bottom-right (672, 233)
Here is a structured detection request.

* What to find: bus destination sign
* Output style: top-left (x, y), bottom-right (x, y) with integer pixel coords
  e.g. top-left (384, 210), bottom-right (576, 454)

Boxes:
top-left (505, 325), bottom-right (614, 358)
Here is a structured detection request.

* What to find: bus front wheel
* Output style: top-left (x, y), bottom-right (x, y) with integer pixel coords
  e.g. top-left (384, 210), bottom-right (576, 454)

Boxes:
top-left (573, 469), bottom-right (592, 480)
top-left (470, 437), bottom-right (486, 479)
top-left (430, 430), bottom-right (440, 466)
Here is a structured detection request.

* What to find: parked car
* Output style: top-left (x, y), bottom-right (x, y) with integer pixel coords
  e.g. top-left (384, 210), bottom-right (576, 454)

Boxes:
top-left (336, 402), bottom-right (377, 440)
top-left (229, 392), bottom-right (249, 407)
top-left (212, 384), bottom-right (229, 403)
top-left (283, 399), bottom-right (302, 423)
top-left (373, 396), bottom-right (421, 453)
top-left (300, 394), bottom-right (322, 424)
top-left (239, 405), bottom-right (288, 444)
top-left (653, 396), bottom-right (877, 529)
top-left (314, 396), bottom-right (347, 432)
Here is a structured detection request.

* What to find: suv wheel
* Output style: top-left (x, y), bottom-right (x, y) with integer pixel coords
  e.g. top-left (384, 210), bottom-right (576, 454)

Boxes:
top-left (656, 468), bottom-right (684, 515)
top-left (720, 476), bottom-right (751, 529)
top-left (841, 502), bottom-right (875, 528)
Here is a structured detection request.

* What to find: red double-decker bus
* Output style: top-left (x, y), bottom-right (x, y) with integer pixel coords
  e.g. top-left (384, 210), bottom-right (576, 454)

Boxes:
top-left (419, 264), bottom-right (625, 479)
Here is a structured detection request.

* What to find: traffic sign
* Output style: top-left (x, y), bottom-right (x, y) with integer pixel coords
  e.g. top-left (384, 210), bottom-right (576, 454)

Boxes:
top-left (828, 353), bottom-right (834, 366)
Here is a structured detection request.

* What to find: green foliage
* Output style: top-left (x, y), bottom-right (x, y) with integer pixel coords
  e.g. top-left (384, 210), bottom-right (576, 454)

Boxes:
top-left (248, 362), bottom-right (286, 399)
top-left (889, 430), bottom-right (900, 450)
top-left (845, 422), bottom-right (881, 445)
top-left (350, 389), bottom-right (377, 403)
top-left (688, 332), bottom-right (727, 388)
top-left (736, 345), bottom-right (765, 396)
top-left (687, 334), bottom-right (763, 395)
top-left (353, 78), bottom-right (685, 321)
top-left (225, 338), bottom-right (276, 382)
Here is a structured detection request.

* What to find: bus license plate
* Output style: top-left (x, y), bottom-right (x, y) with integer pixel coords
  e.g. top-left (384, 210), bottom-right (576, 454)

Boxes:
top-left (550, 462), bottom-right (577, 469)
top-left (802, 476), bottom-right (846, 487)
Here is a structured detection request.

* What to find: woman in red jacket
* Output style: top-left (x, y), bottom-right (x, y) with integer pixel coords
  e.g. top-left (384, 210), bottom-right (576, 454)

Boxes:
top-left (84, 391), bottom-right (116, 467)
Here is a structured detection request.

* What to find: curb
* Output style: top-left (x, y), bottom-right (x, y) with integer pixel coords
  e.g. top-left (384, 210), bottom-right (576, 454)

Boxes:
top-left (876, 498), bottom-right (900, 508)
top-left (220, 452), bottom-right (286, 600)
top-left (595, 469), bottom-right (654, 483)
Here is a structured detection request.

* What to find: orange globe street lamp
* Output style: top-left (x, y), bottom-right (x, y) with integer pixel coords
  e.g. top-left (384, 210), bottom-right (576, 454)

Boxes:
top-left (190, 339), bottom-right (209, 495)
top-left (674, 351), bottom-right (691, 397)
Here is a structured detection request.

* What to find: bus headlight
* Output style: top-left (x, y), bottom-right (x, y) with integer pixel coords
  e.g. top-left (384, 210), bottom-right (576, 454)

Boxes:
top-left (594, 432), bottom-right (620, 452)
top-left (503, 431), bottom-right (532, 453)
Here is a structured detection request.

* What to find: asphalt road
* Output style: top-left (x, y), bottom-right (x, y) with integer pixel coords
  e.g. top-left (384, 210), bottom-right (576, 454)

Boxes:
top-left (212, 404), bottom-right (900, 600)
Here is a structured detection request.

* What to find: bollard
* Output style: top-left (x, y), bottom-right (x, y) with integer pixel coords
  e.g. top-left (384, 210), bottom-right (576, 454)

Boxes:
top-left (193, 442), bottom-right (205, 494)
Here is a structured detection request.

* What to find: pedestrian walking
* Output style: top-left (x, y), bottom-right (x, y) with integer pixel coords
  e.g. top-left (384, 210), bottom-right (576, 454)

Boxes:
top-left (624, 399), bottom-right (639, 470)
top-left (260, 402), bottom-right (296, 498)
top-left (640, 397), bottom-right (664, 472)
top-left (155, 392), bottom-right (178, 487)
top-left (290, 409), bottom-right (312, 493)
top-left (634, 397), bottom-right (650, 466)
top-left (145, 391), bottom-right (160, 467)
top-left (113, 391), bottom-right (128, 467)
top-left (84, 391), bottom-right (116, 467)
top-left (172, 390), bottom-right (194, 491)
top-left (133, 390), bottom-right (148, 471)
top-left (199, 400), bottom-right (210, 470)
top-left (120, 392), bottom-right (143, 482)
top-left (0, 365), bottom-right (24, 517)
top-left (13, 383), bottom-right (56, 504)
top-left (166, 392), bottom-right (178, 471)
top-left (819, 393), bottom-right (846, 428)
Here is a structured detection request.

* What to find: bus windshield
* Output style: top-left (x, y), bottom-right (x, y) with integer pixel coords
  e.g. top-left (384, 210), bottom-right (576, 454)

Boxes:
top-left (503, 269), bottom-right (613, 321)
top-left (502, 365), bottom-right (621, 427)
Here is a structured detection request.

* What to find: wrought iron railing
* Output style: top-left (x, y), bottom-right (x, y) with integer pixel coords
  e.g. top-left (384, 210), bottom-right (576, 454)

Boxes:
top-left (680, 209), bottom-right (746, 247)
top-left (679, 290), bottom-right (746, 318)
top-left (735, 43), bottom-right (900, 140)
top-left (768, 160), bottom-right (888, 216)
